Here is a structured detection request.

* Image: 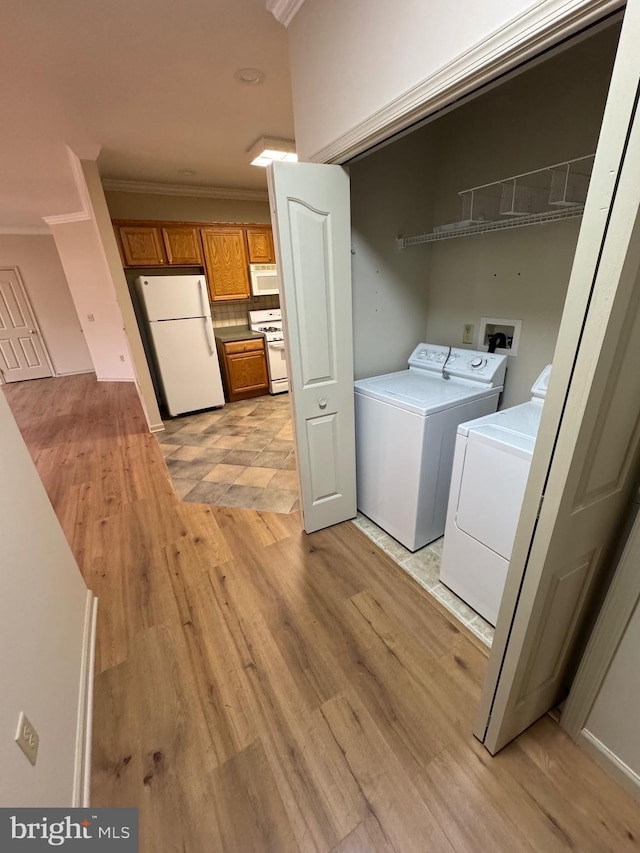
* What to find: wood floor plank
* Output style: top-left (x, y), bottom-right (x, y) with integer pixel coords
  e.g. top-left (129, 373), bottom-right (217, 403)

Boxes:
top-left (208, 740), bottom-right (299, 853)
top-left (320, 690), bottom-right (455, 852)
top-left (5, 375), bottom-right (640, 853)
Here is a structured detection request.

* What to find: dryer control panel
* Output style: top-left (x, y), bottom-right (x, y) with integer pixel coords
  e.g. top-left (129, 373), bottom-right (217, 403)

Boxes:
top-left (408, 343), bottom-right (507, 386)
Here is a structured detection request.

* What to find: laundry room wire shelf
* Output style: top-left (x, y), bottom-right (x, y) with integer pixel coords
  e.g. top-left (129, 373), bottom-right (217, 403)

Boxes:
top-left (397, 205), bottom-right (585, 247)
top-left (397, 154), bottom-right (593, 248)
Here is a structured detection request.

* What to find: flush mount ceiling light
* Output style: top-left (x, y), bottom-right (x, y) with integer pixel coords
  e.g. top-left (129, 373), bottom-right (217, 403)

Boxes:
top-left (178, 168), bottom-right (195, 176)
top-left (234, 67), bottom-right (265, 86)
top-left (248, 137), bottom-right (298, 167)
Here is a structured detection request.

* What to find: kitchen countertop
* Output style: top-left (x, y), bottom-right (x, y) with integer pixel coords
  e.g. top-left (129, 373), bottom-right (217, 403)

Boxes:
top-left (213, 325), bottom-right (264, 343)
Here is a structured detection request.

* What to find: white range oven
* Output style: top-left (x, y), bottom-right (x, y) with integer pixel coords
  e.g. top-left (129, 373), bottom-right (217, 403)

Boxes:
top-left (249, 308), bottom-right (289, 395)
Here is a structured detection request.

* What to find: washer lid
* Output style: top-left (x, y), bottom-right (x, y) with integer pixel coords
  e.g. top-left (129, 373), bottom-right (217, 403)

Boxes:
top-left (457, 399), bottom-right (543, 438)
top-left (354, 370), bottom-right (501, 416)
top-left (531, 364), bottom-right (552, 400)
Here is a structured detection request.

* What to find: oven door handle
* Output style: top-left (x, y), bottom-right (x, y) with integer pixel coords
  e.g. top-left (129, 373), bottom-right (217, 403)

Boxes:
top-left (269, 341), bottom-right (286, 350)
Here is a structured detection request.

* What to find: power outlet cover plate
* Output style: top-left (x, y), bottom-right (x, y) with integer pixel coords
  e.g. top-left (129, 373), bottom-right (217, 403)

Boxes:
top-left (462, 323), bottom-right (474, 345)
top-left (15, 711), bottom-right (39, 766)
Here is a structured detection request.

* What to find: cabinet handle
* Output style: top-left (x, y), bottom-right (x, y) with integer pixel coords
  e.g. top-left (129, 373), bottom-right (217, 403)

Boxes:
top-left (318, 397), bottom-right (327, 409)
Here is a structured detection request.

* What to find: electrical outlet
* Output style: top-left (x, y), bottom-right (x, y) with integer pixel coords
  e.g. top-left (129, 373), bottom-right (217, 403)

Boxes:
top-left (15, 712), bottom-right (39, 766)
top-left (462, 323), bottom-right (474, 345)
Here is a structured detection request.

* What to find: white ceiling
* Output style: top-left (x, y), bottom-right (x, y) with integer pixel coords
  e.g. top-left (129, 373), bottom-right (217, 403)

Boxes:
top-left (0, 0), bottom-right (294, 228)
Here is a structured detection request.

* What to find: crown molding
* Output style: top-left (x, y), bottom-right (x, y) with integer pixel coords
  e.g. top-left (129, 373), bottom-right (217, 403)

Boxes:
top-left (42, 146), bottom-right (93, 226)
top-left (101, 178), bottom-right (269, 202)
top-left (43, 211), bottom-right (92, 226)
top-left (0, 226), bottom-right (51, 235)
top-left (307, 0), bottom-right (623, 165)
top-left (71, 142), bottom-right (102, 161)
top-left (266, 0), bottom-right (307, 27)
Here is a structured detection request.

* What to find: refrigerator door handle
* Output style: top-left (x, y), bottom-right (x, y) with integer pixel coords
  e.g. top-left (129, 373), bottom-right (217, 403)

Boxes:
top-left (203, 317), bottom-right (216, 355)
top-left (198, 279), bottom-right (216, 355)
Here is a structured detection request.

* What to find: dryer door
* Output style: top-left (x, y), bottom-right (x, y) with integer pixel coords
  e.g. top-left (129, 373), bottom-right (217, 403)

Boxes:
top-left (456, 427), bottom-right (534, 560)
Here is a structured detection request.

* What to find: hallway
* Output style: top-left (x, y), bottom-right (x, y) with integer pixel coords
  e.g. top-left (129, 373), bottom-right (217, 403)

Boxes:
top-left (4, 374), bottom-right (640, 852)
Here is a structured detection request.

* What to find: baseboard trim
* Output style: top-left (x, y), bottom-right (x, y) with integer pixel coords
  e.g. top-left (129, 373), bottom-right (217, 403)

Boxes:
top-left (54, 369), bottom-right (95, 377)
top-left (96, 376), bottom-right (136, 383)
top-left (72, 592), bottom-right (98, 808)
top-left (578, 729), bottom-right (640, 803)
top-left (149, 422), bottom-right (165, 433)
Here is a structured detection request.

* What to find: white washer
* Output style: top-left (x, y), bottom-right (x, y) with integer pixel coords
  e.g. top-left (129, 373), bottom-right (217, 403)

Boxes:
top-left (354, 343), bottom-right (507, 552)
top-left (439, 365), bottom-right (552, 625)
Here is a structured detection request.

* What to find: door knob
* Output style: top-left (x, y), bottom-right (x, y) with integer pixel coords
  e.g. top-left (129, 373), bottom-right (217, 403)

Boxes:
top-left (29, 329), bottom-right (36, 334)
top-left (318, 397), bottom-right (327, 409)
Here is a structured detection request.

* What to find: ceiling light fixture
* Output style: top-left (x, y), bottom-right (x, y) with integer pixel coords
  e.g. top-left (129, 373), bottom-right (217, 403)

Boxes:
top-left (234, 68), bottom-right (266, 86)
top-left (178, 169), bottom-right (195, 176)
top-left (248, 137), bottom-right (298, 167)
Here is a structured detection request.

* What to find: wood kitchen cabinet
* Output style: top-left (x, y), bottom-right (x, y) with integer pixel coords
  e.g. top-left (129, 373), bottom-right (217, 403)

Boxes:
top-left (216, 338), bottom-right (269, 402)
top-left (246, 227), bottom-right (275, 263)
top-left (113, 221), bottom-right (275, 294)
top-left (201, 227), bottom-right (251, 301)
top-left (161, 226), bottom-right (202, 265)
top-left (118, 225), bottom-right (167, 266)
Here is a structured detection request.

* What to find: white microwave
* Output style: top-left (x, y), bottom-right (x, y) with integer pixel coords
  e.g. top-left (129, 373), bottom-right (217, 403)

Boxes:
top-left (249, 263), bottom-right (280, 296)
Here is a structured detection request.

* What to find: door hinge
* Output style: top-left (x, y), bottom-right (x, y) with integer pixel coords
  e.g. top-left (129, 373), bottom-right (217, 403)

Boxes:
top-left (536, 493), bottom-right (545, 520)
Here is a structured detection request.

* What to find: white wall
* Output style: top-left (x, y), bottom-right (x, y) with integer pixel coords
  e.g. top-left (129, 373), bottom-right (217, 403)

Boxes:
top-left (50, 220), bottom-right (135, 383)
top-left (287, 0), bottom-right (611, 160)
top-left (105, 191), bottom-right (271, 224)
top-left (584, 596), bottom-right (640, 782)
top-left (84, 164), bottom-right (162, 430)
top-left (0, 235), bottom-right (92, 376)
top-left (0, 390), bottom-right (89, 806)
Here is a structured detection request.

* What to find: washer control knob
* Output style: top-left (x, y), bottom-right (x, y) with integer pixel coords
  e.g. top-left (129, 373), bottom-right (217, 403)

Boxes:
top-left (470, 357), bottom-right (486, 369)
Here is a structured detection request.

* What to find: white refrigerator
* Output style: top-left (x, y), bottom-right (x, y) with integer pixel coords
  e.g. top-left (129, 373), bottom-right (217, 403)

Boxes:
top-left (135, 275), bottom-right (224, 417)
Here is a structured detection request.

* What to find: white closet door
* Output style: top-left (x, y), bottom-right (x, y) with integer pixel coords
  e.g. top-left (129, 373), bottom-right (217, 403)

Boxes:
top-left (475, 0), bottom-right (640, 753)
top-left (267, 161), bottom-right (356, 533)
top-left (0, 268), bottom-right (52, 382)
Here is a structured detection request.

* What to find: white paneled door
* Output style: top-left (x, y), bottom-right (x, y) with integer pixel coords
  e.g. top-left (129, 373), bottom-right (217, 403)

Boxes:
top-left (0, 269), bottom-right (52, 383)
top-left (267, 162), bottom-right (357, 533)
top-left (475, 0), bottom-right (640, 753)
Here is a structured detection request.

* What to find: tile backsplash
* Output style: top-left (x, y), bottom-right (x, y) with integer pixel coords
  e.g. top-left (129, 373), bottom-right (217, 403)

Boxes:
top-left (211, 294), bottom-right (280, 328)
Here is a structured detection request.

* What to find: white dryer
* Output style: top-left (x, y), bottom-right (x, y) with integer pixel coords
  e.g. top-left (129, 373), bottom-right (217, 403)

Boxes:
top-left (439, 365), bottom-right (552, 625)
top-left (354, 344), bottom-right (507, 552)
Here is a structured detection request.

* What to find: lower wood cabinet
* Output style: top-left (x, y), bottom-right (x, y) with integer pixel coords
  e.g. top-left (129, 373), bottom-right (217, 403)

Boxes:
top-left (216, 337), bottom-right (269, 402)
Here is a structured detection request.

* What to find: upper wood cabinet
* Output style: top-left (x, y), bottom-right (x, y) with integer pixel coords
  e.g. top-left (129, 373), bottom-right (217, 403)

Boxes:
top-left (246, 227), bottom-right (275, 263)
top-left (161, 226), bottom-right (202, 265)
top-left (201, 227), bottom-right (251, 301)
top-left (119, 226), bottom-right (166, 266)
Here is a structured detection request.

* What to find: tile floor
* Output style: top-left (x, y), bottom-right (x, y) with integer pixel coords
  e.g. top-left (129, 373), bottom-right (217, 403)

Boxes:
top-left (157, 393), bottom-right (299, 513)
top-left (159, 396), bottom-right (493, 642)
top-left (352, 513), bottom-right (495, 647)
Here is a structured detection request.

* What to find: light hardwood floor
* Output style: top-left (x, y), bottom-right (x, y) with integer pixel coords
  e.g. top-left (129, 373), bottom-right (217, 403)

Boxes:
top-left (5, 374), bottom-right (640, 853)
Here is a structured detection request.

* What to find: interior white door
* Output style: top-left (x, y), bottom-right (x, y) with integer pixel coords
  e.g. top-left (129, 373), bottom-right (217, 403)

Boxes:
top-left (475, 1), bottom-right (640, 753)
top-left (267, 161), bottom-right (356, 533)
top-left (0, 268), bottom-right (52, 383)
